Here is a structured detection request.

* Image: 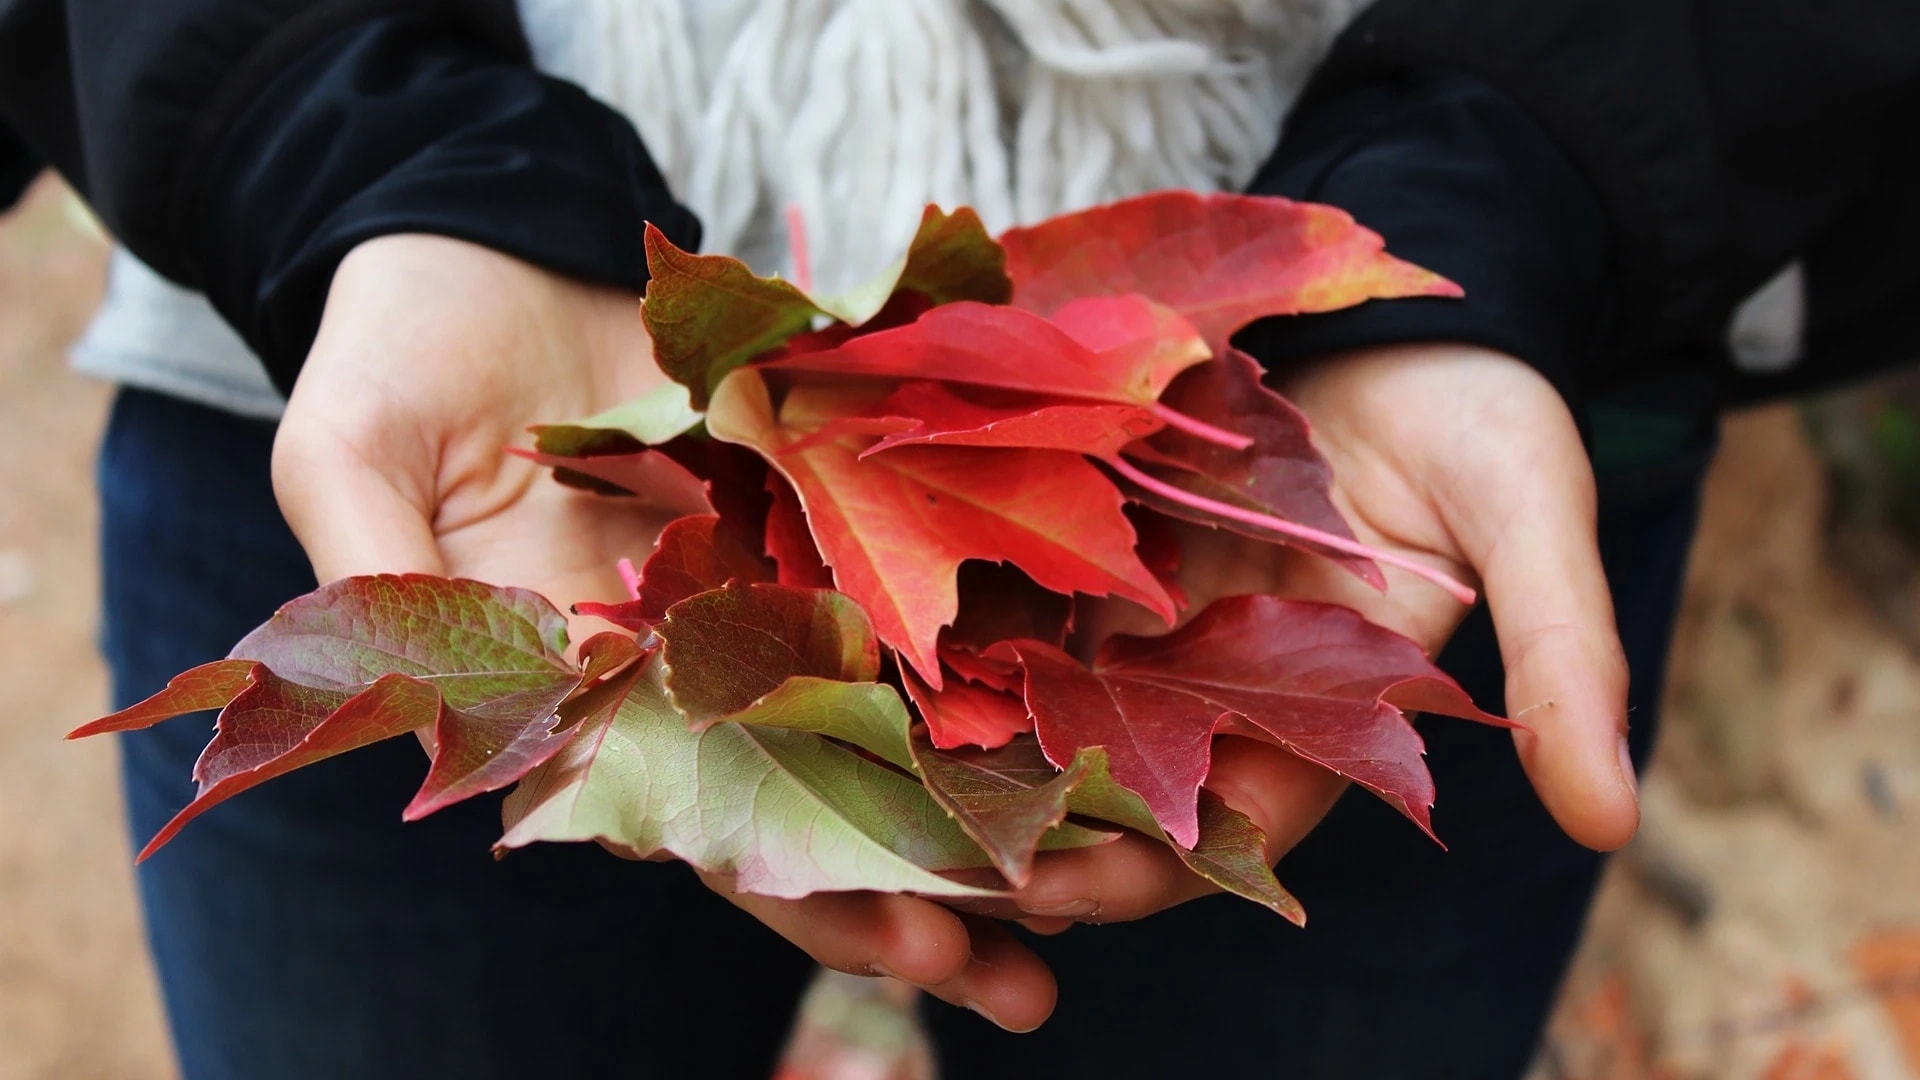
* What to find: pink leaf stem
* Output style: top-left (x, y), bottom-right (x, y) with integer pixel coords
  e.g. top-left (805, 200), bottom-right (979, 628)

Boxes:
top-left (785, 205), bottom-right (814, 295)
top-left (1107, 456), bottom-right (1477, 605)
top-left (1147, 402), bottom-right (1255, 451)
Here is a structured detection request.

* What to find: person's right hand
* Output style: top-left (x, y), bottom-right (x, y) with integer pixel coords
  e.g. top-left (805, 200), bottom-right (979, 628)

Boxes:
top-left (272, 234), bottom-right (1059, 1032)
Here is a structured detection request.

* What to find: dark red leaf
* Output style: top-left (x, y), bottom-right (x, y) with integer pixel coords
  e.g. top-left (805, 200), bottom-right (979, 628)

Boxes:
top-left (1118, 347), bottom-right (1382, 587)
top-left (154, 673), bottom-right (435, 860)
top-left (1000, 190), bottom-right (1462, 353)
top-left (764, 473), bottom-right (836, 589)
top-left (1006, 595), bottom-right (1507, 848)
top-left (573, 514), bottom-right (775, 631)
top-left (1128, 507), bottom-right (1190, 610)
top-left (946, 563), bottom-right (1075, 652)
top-left (658, 581), bottom-right (881, 727)
top-left (657, 437), bottom-right (776, 545)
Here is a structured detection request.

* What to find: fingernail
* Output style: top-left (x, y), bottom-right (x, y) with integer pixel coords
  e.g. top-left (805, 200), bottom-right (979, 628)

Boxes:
top-left (962, 997), bottom-right (1035, 1033)
top-left (1024, 898), bottom-right (1098, 918)
top-left (1617, 736), bottom-right (1639, 799)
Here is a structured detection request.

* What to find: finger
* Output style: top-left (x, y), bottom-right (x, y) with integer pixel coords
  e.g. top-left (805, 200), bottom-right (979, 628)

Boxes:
top-left (918, 916), bottom-right (1058, 1034)
top-left (1018, 916), bottom-right (1075, 936)
top-left (709, 882), bottom-right (1055, 1032)
top-left (1451, 440), bottom-right (1638, 851)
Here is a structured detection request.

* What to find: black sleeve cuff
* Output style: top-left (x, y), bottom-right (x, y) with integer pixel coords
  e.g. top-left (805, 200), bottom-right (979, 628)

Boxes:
top-left (0, 122), bottom-right (38, 211)
top-left (190, 13), bottom-right (701, 394)
top-left (1235, 70), bottom-right (1614, 419)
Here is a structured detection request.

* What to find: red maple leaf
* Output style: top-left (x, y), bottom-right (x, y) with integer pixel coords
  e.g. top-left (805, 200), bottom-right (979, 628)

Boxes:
top-left (999, 190), bottom-right (1462, 353)
top-left (1001, 595), bottom-right (1511, 848)
top-left (707, 370), bottom-right (1172, 686)
top-left (572, 513), bottom-right (774, 631)
top-left (901, 662), bottom-right (1033, 750)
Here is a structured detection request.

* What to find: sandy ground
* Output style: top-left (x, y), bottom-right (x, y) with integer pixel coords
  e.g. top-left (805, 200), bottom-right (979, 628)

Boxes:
top-left (3, 177), bottom-right (1919, 1080)
top-left (0, 182), bottom-right (174, 1079)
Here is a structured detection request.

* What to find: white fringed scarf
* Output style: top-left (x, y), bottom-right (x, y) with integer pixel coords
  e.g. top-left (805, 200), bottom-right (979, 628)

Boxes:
top-left (518, 0), bottom-right (1367, 293)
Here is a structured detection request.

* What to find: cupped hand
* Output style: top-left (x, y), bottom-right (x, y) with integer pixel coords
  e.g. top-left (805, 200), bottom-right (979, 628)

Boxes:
top-left (271, 235), bottom-right (1056, 1032)
top-left (1001, 343), bottom-right (1637, 929)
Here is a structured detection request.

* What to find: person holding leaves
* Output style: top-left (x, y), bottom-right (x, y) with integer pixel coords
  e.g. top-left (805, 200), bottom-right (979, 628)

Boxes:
top-left (2, 1), bottom-right (1916, 1076)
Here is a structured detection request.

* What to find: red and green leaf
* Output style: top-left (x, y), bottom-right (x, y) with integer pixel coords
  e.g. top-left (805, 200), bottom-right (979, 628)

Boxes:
top-left (527, 382), bottom-right (705, 457)
top-left (496, 654), bottom-right (1000, 898)
top-left (642, 225), bottom-right (826, 409)
top-left (815, 205), bottom-right (1011, 325)
top-left (70, 576), bottom-right (592, 858)
top-left (908, 732), bottom-right (1103, 887)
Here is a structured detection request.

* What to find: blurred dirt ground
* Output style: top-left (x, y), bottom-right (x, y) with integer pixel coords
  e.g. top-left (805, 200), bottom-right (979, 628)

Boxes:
top-left (4, 178), bottom-right (1920, 1080)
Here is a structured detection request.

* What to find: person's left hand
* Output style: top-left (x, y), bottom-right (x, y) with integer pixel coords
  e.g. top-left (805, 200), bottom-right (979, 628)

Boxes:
top-left (989, 342), bottom-right (1639, 929)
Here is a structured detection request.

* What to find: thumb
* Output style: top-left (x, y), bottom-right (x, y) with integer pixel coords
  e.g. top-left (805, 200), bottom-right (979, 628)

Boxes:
top-left (271, 411), bottom-right (446, 584)
top-left (1459, 451), bottom-right (1639, 851)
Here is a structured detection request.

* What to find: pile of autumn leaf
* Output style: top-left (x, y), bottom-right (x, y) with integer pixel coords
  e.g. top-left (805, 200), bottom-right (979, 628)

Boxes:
top-left (76, 192), bottom-right (1510, 922)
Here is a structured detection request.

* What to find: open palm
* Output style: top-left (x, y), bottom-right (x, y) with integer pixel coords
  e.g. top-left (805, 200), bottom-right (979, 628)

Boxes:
top-left (998, 342), bottom-right (1640, 927)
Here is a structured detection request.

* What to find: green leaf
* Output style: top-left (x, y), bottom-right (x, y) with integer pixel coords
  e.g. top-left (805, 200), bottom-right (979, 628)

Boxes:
top-left (1066, 747), bottom-right (1303, 923)
top-left (642, 224), bottom-right (826, 409)
top-left (658, 581), bottom-right (880, 727)
top-left (815, 205), bottom-right (1012, 325)
top-left (529, 382), bottom-right (705, 457)
top-left (724, 680), bottom-right (1110, 884)
top-left (723, 677), bottom-right (917, 772)
top-left (496, 656), bottom-right (999, 898)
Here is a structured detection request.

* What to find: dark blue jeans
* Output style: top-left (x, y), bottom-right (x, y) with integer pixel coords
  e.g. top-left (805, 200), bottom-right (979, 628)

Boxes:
top-left (100, 387), bottom-right (1707, 1079)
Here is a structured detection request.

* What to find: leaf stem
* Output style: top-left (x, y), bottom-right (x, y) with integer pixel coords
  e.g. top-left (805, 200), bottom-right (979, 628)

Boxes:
top-left (1148, 402), bottom-right (1254, 451)
top-left (1107, 457), bottom-right (1478, 605)
top-left (616, 558), bottom-right (642, 601)
top-left (785, 205), bottom-right (813, 295)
